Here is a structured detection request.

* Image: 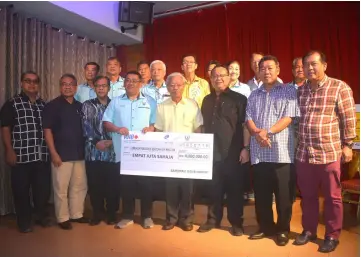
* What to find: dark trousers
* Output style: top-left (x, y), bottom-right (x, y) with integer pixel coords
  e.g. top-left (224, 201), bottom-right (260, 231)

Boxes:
top-left (121, 175), bottom-right (153, 220)
top-left (207, 161), bottom-right (245, 227)
top-left (253, 162), bottom-right (295, 234)
top-left (165, 178), bottom-right (194, 225)
top-left (86, 161), bottom-right (120, 218)
top-left (11, 161), bottom-right (51, 229)
top-left (243, 162), bottom-right (252, 193)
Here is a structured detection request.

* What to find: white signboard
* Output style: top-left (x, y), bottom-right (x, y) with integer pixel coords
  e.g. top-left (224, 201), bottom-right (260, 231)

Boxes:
top-left (120, 132), bottom-right (214, 180)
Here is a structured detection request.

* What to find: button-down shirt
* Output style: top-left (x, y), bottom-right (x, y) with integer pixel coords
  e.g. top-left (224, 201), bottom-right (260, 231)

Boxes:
top-left (182, 75), bottom-right (210, 108)
top-left (229, 81), bottom-right (251, 98)
top-left (102, 93), bottom-right (157, 162)
top-left (42, 96), bottom-right (85, 162)
top-left (296, 75), bottom-right (356, 164)
top-left (247, 76), bottom-right (283, 91)
top-left (108, 76), bottom-right (125, 99)
top-left (155, 97), bottom-right (203, 133)
top-left (0, 92), bottom-right (48, 163)
top-left (82, 97), bottom-right (115, 162)
top-left (75, 83), bottom-right (96, 103)
top-left (202, 89), bottom-right (247, 162)
top-left (246, 83), bottom-right (298, 165)
top-left (141, 81), bottom-right (170, 104)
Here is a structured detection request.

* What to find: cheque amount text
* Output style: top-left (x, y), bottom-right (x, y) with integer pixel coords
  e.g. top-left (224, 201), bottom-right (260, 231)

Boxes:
top-left (178, 153), bottom-right (209, 160)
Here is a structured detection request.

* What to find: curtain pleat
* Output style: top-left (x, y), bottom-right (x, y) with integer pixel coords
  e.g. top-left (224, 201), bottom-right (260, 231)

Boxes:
top-left (0, 6), bottom-right (116, 215)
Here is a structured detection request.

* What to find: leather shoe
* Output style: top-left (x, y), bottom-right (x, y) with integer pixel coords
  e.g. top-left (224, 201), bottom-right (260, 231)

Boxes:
top-left (276, 233), bottom-right (289, 246)
top-left (294, 231), bottom-right (317, 245)
top-left (107, 214), bottom-right (117, 225)
top-left (35, 218), bottom-right (52, 228)
top-left (197, 223), bottom-right (216, 233)
top-left (19, 227), bottom-right (33, 233)
top-left (162, 222), bottom-right (175, 231)
top-left (229, 226), bottom-right (244, 236)
top-left (318, 237), bottom-right (339, 253)
top-left (179, 223), bottom-right (193, 231)
top-left (70, 217), bottom-right (89, 223)
top-left (89, 218), bottom-right (101, 226)
top-left (249, 231), bottom-right (266, 240)
top-left (58, 221), bottom-right (72, 230)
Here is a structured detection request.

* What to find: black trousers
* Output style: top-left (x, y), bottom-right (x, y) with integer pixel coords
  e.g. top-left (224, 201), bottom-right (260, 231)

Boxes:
top-left (86, 161), bottom-right (120, 218)
top-left (121, 175), bottom-right (153, 220)
top-left (11, 161), bottom-right (51, 229)
top-left (243, 162), bottom-right (252, 193)
top-left (207, 161), bottom-right (245, 227)
top-left (165, 178), bottom-right (194, 225)
top-left (253, 162), bottom-right (296, 234)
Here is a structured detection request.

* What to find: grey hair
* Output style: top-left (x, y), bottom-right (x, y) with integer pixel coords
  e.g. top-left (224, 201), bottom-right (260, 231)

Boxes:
top-left (166, 72), bottom-right (186, 86)
top-left (150, 60), bottom-right (166, 72)
top-left (292, 57), bottom-right (302, 69)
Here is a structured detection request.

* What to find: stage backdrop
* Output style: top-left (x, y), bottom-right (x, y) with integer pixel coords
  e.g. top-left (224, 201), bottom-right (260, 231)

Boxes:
top-left (143, 1), bottom-right (360, 103)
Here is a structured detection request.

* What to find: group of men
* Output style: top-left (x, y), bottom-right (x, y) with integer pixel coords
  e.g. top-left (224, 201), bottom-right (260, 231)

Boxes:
top-left (0, 50), bottom-right (356, 254)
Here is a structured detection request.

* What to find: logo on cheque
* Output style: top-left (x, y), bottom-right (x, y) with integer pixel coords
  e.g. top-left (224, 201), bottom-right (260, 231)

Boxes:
top-left (164, 135), bottom-right (169, 139)
top-left (124, 134), bottom-right (139, 140)
top-left (185, 135), bottom-right (190, 141)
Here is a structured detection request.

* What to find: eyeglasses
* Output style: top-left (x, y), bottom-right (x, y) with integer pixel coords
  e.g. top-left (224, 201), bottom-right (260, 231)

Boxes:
top-left (61, 82), bottom-right (76, 87)
top-left (211, 74), bottom-right (229, 79)
top-left (23, 79), bottom-right (39, 84)
top-left (125, 79), bottom-right (140, 84)
top-left (95, 84), bottom-right (108, 88)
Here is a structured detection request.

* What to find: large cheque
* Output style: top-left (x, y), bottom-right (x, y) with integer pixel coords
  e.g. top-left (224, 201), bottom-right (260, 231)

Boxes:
top-left (120, 132), bottom-right (214, 180)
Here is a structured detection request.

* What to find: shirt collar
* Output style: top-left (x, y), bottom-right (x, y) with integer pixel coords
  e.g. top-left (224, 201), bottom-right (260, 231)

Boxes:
top-left (149, 81), bottom-right (166, 88)
top-left (185, 75), bottom-right (200, 84)
top-left (210, 87), bottom-right (231, 97)
top-left (259, 81), bottom-right (282, 92)
top-left (122, 92), bottom-right (145, 100)
top-left (93, 97), bottom-right (111, 106)
top-left (305, 75), bottom-right (328, 90)
top-left (19, 91), bottom-right (42, 103)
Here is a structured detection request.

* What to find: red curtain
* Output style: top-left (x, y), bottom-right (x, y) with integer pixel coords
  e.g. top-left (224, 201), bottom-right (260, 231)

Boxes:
top-left (144, 1), bottom-right (360, 103)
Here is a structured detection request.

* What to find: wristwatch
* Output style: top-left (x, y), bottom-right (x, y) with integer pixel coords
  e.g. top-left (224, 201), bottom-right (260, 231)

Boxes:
top-left (267, 129), bottom-right (274, 137)
top-left (243, 145), bottom-right (250, 151)
top-left (344, 141), bottom-right (354, 149)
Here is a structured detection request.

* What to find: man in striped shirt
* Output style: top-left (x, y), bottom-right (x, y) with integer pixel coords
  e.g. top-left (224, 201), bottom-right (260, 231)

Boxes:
top-left (294, 51), bottom-right (356, 253)
top-left (246, 55), bottom-right (298, 246)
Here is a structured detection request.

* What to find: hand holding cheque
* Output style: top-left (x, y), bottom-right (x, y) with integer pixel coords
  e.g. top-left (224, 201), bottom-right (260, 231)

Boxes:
top-left (120, 131), bottom-right (214, 180)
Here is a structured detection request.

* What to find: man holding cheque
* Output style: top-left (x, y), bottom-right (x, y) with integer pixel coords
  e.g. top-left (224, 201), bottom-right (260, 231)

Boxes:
top-left (102, 71), bottom-right (157, 229)
top-left (155, 72), bottom-right (203, 231)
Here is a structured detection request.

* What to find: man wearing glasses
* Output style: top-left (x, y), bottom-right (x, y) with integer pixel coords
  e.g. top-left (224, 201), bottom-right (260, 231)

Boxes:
top-left (43, 74), bottom-right (88, 230)
top-left (82, 76), bottom-right (119, 226)
top-left (198, 65), bottom-right (249, 236)
top-left (141, 60), bottom-right (170, 104)
top-left (181, 54), bottom-right (210, 108)
top-left (103, 71), bottom-right (157, 229)
top-left (0, 71), bottom-right (51, 233)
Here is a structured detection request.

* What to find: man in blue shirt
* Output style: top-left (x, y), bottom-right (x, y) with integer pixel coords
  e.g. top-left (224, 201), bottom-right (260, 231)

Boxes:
top-left (246, 56), bottom-right (298, 246)
top-left (141, 60), bottom-right (170, 104)
top-left (75, 62), bottom-right (100, 103)
top-left (103, 71), bottom-right (157, 229)
top-left (82, 75), bottom-right (119, 226)
top-left (106, 57), bottom-right (125, 99)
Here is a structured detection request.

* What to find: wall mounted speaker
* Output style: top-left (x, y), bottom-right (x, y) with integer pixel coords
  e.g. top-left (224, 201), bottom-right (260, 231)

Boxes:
top-left (118, 1), bottom-right (154, 24)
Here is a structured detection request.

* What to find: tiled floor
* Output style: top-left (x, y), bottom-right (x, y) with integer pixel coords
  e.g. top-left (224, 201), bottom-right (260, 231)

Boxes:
top-left (0, 199), bottom-right (359, 257)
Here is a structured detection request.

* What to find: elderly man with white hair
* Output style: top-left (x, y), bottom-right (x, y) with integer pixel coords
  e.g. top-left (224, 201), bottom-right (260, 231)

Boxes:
top-left (155, 72), bottom-right (203, 232)
top-left (141, 60), bottom-right (170, 104)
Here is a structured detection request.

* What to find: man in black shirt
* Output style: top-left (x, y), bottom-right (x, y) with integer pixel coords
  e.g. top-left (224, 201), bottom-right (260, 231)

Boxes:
top-left (0, 71), bottom-right (51, 233)
top-left (42, 74), bottom-right (88, 230)
top-left (197, 65), bottom-right (250, 236)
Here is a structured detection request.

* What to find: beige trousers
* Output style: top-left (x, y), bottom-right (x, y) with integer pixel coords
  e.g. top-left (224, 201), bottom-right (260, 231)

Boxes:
top-left (51, 161), bottom-right (87, 223)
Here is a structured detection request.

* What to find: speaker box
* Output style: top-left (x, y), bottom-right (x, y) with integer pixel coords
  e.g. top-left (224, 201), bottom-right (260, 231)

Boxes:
top-left (118, 1), bottom-right (154, 25)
